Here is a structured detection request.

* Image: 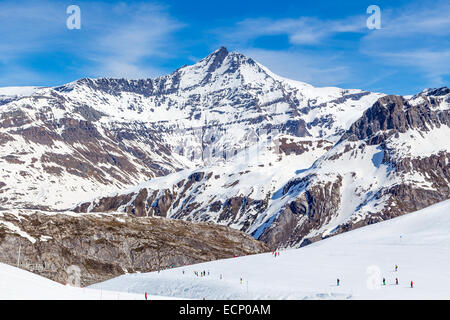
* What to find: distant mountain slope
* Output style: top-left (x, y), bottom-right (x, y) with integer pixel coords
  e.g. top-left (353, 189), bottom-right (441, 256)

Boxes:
top-left (91, 199), bottom-right (450, 300)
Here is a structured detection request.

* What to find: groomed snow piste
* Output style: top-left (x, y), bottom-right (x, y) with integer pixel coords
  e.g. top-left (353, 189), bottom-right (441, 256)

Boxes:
top-left (0, 262), bottom-right (175, 300)
top-left (91, 199), bottom-right (450, 300)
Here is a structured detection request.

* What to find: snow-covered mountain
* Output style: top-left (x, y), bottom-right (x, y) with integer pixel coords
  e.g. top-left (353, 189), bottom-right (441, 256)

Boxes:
top-left (92, 199), bottom-right (450, 300)
top-left (256, 89), bottom-right (450, 247)
top-left (0, 47), bottom-right (383, 210)
top-left (1, 47), bottom-right (448, 249)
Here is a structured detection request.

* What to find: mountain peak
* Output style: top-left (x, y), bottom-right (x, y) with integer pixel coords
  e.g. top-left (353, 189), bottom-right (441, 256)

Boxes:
top-left (201, 46), bottom-right (230, 73)
top-left (214, 46), bottom-right (229, 56)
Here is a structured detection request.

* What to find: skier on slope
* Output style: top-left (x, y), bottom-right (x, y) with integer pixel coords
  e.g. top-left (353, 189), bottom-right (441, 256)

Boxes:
top-left (383, 278), bottom-right (386, 286)
top-left (395, 265), bottom-right (398, 272)
top-left (145, 292), bottom-right (148, 300)
top-left (411, 281), bottom-right (414, 288)
top-left (395, 278), bottom-right (398, 285)
top-left (337, 278), bottom-right (340, 286)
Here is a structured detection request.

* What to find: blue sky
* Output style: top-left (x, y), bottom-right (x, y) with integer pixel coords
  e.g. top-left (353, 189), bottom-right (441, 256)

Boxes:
top-left (0, 0), bottom-right (448, 95)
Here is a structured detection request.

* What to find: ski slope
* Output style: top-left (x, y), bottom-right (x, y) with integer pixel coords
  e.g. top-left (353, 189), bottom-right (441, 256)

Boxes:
top-left (0, 262), bottom-right (174, 300)
top-left (91, 199), bottom-right (450, 299)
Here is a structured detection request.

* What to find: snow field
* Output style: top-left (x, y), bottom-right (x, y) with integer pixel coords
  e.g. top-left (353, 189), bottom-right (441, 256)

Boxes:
top-left (0, 262), bottom-right (176, 300)
top-left (91, 200), bottom-right (450, 300)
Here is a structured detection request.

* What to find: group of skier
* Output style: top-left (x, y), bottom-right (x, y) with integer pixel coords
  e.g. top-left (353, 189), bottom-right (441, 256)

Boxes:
top-left (193, 270), bottom-right (210, 277)
top-left (383, 265), bottom-right (414, 288)
top-left (146, 260), bottom-right (416, 301)
top-left (337, 265), bottom-right (414, 288)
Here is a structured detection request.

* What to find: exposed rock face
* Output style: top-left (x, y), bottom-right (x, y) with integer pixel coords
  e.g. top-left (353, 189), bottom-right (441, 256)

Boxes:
top-left (0, 211), bottom-right (268, 286)
top-left (278, 138), bottom-right (332, 156)
top-left (258, 177), bottom-right (343, 248)
top-left (344, 94), bottom-right (450, 143)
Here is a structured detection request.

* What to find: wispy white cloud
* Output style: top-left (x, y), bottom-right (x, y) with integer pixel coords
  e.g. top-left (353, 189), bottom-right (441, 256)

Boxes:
top-left (366, 2), bottom-right (450, 38)
top-left (220, 15), bottom-right (366, 46)
top-left (212, 14), bottom-right (368, 87)
top-left (359, 1), bottom-right (450, 85)
top-left (213, 1), bottom-right (450, 92)
top-left (368, 50), bottom-right (450, 86)
top-left (0, 1), bottom-right (185, 82)
top-left (0, 1), bottom-right (64, 63)
top-left (0, 65), bottom-right (47, 86)
top-left (84, 2), bottom-right (185, 78)
top-left (241, 48), bottom-right (353, 87)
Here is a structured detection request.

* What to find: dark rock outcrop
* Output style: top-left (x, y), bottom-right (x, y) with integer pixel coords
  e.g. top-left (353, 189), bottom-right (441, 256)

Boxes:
top-left (0, 211), bottom-right (268, 286)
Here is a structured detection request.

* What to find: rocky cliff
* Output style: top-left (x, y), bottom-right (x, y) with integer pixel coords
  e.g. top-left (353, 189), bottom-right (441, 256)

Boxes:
top-left (0, 210), bottom-right (268, 286)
